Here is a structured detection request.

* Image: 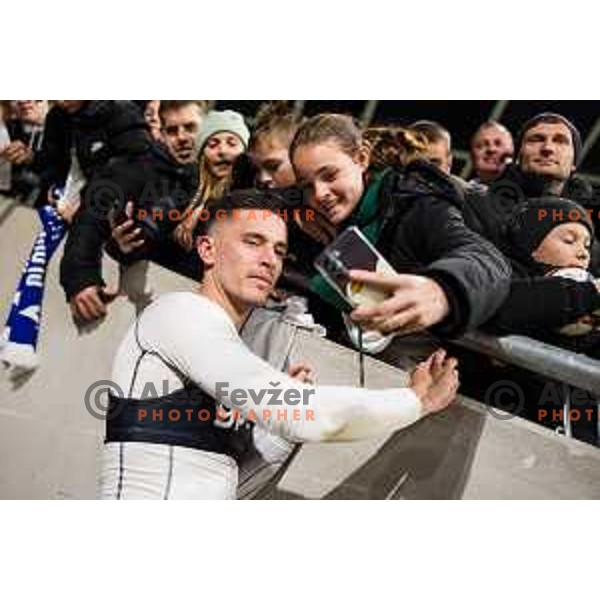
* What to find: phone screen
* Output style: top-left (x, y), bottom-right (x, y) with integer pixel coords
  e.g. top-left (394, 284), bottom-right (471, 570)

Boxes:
top-left (314, 226), bottom-right (396, 307)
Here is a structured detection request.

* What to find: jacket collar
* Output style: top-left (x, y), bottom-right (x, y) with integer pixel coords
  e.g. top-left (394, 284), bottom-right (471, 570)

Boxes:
top-left (495, 163), bottom-right (592, 202)
top-left (348, 167), bottom-right (389, 230)
top-left (150, 142), bottom-right (199, 178)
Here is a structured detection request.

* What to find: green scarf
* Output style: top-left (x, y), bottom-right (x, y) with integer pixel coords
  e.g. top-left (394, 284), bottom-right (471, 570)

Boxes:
top-left (309, 168), bottom-right (390, 311)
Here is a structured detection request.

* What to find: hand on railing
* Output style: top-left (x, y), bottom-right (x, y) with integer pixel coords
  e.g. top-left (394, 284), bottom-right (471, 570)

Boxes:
top-left (410, 349), bottom-right (459, 416)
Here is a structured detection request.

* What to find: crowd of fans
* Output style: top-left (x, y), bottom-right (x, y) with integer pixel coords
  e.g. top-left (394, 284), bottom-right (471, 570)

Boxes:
top-left (2, 100), bottom-right (599, 442)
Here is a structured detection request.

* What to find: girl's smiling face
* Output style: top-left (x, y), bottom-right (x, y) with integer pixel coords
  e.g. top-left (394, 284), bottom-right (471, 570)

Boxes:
top-left (292, 140), bottom-right (369, 226)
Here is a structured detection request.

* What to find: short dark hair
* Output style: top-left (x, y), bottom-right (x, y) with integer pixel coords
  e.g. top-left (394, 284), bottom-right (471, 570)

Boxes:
top-left (517, 112), bottom-right (582, 167)
top-left (158, 100), bottom-right (208, 121)
top-left (410, 120), bottom-right (451, 148)
top-left (195, 188), bottom-right (290, 237)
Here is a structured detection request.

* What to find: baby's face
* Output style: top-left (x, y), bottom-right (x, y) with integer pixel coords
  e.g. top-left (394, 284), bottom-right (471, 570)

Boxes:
top-left (532, 222), bottom-right (591, 270)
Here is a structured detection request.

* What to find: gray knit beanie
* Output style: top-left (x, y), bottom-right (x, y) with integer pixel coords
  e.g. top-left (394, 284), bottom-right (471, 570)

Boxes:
top-left (196, 110), bottom-right (250, 152)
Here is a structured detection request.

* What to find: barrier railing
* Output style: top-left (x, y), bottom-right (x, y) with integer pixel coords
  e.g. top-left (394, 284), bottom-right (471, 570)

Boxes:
top-left (456, 332), bottom-right (600, 439)
top-left (457, 331), bottom-right (600, 396)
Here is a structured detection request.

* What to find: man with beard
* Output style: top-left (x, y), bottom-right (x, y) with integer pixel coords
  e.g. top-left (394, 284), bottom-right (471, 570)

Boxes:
top-left (463, 113), bottom-right (595, 252)
top-left (59, 101), bottom-right (206, 325)
top-left (159, 100), bottom-right (207, 163)
top-left (112, 107), bottom-right (254, 269)
top-left (456, 114), bottom-right (599, 430)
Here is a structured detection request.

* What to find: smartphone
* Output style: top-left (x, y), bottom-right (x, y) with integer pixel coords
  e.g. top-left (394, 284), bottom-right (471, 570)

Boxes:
top-left (314, 226), bottom-right (396, 307)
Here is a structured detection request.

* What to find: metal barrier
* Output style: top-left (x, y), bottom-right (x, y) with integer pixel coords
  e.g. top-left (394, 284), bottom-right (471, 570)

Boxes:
top-left (457, 331), bottom-right (600, 396)
top-left (456, 331), bottom-right (600, 439)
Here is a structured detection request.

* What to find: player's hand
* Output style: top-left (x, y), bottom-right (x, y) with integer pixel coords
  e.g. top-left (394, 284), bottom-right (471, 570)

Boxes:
top-left (409, 349), bottom-right (459, 416)
top-left (288, 362), bottom-right (314, 384)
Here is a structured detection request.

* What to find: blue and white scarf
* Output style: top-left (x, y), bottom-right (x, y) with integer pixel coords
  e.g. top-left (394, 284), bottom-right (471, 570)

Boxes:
top-left (1, 205), bottom-right (66, 376)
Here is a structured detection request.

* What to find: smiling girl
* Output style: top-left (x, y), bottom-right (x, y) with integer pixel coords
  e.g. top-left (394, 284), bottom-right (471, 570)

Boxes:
top-left (288, 113), bottom-right (511, 343)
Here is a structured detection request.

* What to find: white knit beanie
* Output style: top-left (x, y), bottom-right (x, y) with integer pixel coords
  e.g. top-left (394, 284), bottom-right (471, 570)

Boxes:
top-left (196, 110), bottom-right (250, 151)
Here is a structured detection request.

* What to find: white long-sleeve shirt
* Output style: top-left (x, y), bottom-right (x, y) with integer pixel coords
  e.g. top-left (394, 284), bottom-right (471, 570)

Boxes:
top-left (111, 292), bottom-right (423, 444)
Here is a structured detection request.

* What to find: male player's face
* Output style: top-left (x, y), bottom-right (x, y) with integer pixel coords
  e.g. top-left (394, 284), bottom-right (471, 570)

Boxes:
top-left (200, 209), bottom-right (288, 308)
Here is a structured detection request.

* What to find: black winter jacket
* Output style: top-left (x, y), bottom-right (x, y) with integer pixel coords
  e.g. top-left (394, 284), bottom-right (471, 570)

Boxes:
top-left (59, 141), bottom-right (198, 300)
top-left (485, 247), bottom-right (600, 352)
top-left (35, 101), bottom-right (151, 204)
top-left (460, 164), bottom-right (600, 338)
top-left (488, 271), bottom-right (600, 343)
top-left (463, 163), bottom-right (597, 254)
top-left (289, 161), bottom-right (512, 339)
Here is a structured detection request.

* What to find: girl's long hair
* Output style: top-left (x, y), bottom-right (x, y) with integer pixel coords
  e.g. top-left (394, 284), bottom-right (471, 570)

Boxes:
top-left (195, 155), bottom-right (231, 207)
top-left (288, 114), bottom-right (429, 242)
top-left (290, 113), bottom-right (428, 169)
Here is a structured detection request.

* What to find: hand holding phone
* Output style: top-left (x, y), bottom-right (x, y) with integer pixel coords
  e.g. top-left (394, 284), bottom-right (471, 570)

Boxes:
top-left (314, 226), bottom-right (397, 308)
top-left (349, 271), bottom-right (451, 336)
